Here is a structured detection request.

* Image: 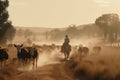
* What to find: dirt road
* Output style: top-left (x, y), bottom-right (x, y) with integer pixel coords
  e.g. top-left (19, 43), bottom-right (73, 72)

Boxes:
top-left (13, 63), bottom-right (73, 80)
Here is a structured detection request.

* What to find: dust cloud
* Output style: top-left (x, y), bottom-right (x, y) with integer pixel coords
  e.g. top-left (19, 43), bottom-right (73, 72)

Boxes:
top-left (1, 27), bottom-right (120, 80)
top-left (67, 46), bottom-right (120, 80)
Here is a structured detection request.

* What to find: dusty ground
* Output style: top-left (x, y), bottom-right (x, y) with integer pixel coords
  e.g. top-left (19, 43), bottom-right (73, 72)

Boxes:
top-left (13, 63), bottom-right (73, 80)
top-left (1, 45), bottom-right (120, 80)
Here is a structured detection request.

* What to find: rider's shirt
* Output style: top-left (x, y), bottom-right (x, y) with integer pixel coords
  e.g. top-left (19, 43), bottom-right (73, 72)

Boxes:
top-left (64, 37), bottom-right (70, 44)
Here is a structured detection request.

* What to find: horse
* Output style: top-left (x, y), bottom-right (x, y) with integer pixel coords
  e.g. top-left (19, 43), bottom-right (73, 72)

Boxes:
top-left (61, 44), bottom-right (71, 60)
top-left (0, 48), bottom-right (9, 68)
top-left (78, 46), bottom-right (89, 60)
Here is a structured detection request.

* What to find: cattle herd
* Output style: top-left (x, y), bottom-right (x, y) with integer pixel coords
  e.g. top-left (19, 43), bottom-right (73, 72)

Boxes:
top-left (0, 43), bottom-right (102, 69)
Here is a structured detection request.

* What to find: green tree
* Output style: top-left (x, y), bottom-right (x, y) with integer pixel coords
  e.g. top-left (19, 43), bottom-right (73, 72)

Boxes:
top-left (95, 13), bottom-right (120, 42)
top-left (0, 0), bottom-right (16, 44)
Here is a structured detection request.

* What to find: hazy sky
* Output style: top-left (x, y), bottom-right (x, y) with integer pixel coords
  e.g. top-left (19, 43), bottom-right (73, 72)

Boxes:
top-left (8, 0), bottom-right (120, 28)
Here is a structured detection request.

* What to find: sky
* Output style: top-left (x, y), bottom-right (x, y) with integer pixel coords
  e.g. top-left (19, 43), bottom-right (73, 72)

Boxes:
top-left (8, 0), bottom-right (120, 28)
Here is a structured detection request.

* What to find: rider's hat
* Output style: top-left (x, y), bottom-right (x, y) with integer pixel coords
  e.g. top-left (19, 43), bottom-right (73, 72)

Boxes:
top-left (65, 35), bottom-right (68, 37)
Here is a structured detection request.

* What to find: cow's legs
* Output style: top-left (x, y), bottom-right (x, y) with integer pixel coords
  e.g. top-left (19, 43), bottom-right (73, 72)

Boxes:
top-left (18, 58), bottom-right (21, 65)
top-left (0, 61), bottom-right (2, 69)
top-left (65, 53), bottom-right (68, 60)
top-left (4, 60), bottom-right (7, 67)
top-left (79, 52), bottom-right (82, 61)
top-left (32, 59), bottom-right (35, 69)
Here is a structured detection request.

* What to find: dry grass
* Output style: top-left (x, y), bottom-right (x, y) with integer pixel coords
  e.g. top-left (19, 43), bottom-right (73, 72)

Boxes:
top-left (1, 44), bottom-right (120, 80)
top-left (65, 46), bottom-right (120, 80)
top-left (0, 62), bottom-right (18, 80)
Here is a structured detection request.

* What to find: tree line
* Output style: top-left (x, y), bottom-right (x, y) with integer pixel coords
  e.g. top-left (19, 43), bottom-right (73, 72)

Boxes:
top-left (0, 0), bottom-right (119, 43)
top-left (49, 13), bottom-right (120, 43)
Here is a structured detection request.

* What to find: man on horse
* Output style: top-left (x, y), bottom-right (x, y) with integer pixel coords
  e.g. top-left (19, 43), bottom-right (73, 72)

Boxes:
top-left (61, 35), bottom-right (70, 51)
top-left (61, 35), bottom-right (71, 59)
top-left (63, 35), bottom-right (70, 46)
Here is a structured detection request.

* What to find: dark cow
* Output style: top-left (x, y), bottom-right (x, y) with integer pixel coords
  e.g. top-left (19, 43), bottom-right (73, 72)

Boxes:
top-left (78, 45), bottom-right (89, 60)
top-left (14, 44), bottom-right (28, 65)
top-left (14, 44), bottom-right (39, 69)
top-left (93, 46), bottom-right (102, 55)
top-left (28, 47), bottom-right (39, 68)
top-left (0, 48), bottom-right (9, 68)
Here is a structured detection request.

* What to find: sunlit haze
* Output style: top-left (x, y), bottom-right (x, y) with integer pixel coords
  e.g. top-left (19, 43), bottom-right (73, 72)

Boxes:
top-left (8, 0), bottom-right (120, 28)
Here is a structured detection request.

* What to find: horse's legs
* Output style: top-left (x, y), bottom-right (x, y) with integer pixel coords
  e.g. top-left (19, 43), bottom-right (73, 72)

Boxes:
top-left (66, 53), bottom-right (69, 60)
top-left (36, 58), bottom-right (38, 68)
top-left (65, 53), bottom-right (68, 60)
top-left (64, 53), bottom-right (67, 60)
